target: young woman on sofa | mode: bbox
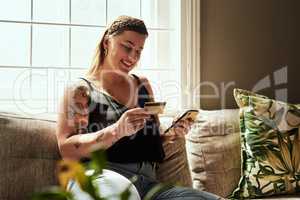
[56,15,222,200]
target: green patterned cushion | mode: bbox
[231,88,300,199]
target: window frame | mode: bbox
[180,0,201,109]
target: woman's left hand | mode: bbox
[162,118,194,142]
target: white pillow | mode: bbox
[68,169,141,200]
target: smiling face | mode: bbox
[102,30,147,73]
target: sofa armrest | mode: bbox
[0,112,60,200]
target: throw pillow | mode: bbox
[156,115,192,187]
[156,136,192,187]
[185,109,241,197]
[231,88,300,199]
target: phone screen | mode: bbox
[164,110,198,134]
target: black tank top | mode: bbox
[79,75,165,163]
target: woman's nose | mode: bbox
[128,52,138,63]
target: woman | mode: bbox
[56,15,222,200]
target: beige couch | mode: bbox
[0,110,299,200]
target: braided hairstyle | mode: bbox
[87,16,148,76]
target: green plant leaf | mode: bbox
[120,188,131,200]
[81,175,102,200]
[31,186,73,200]
[118,175,139,200]
[88,149,107,176]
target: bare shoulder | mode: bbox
[138,75,149,83]
[67,79,90,96]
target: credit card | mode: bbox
[144,102,166,114]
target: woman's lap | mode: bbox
[68,162,223,200]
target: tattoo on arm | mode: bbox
[74,142,81,149]
[67,83,90,133]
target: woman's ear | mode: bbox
[103,36,109,49]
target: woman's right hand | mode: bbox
[115,107,151,138]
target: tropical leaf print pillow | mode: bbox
[231,88,300,199]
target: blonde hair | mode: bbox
[86,16,148,78]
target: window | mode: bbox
[0,0,181,115]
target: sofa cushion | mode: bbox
[156,115,192,187]
[185,109,242,197]
[156,136,192,187]
[0,112,60,200]
[231,88,300,199]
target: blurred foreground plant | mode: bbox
[31,150,169,200]
[31,150,131,200]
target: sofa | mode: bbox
[0,109,299,200]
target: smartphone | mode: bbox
[143,102,166,114]
[164,109,199,134]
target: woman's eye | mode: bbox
[122,45,132,52]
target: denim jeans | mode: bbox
[106,162,222,200]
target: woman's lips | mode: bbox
[121,60,132,68]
